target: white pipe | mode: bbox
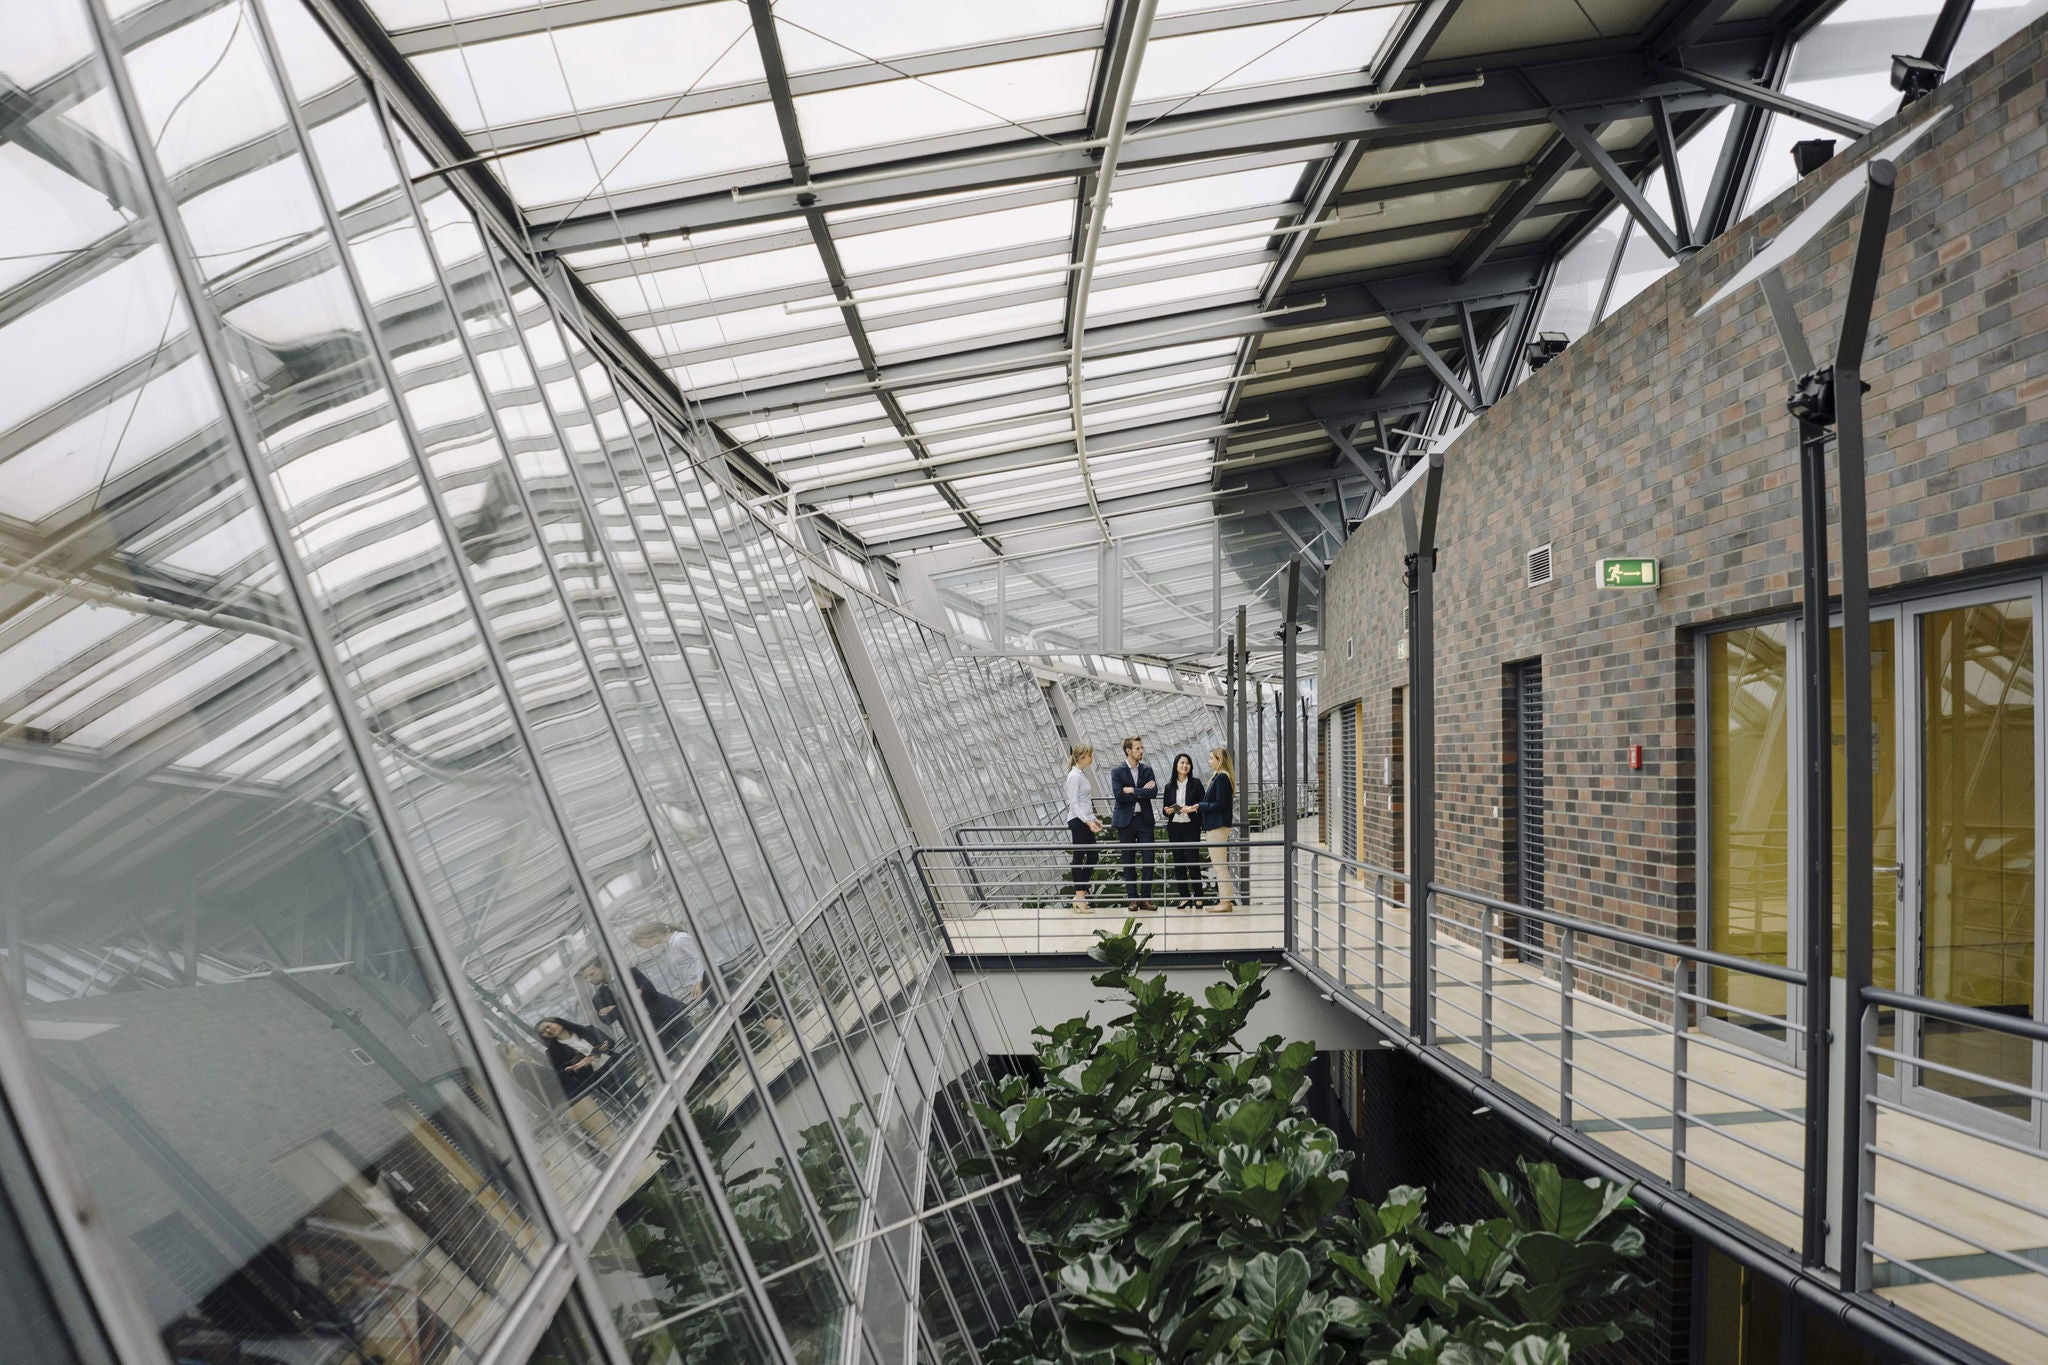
[1069,0,1161,537]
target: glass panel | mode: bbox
[771,0,1108,72]
[140,0,672,1213]
[0,10,550,1363]
[524,1298,609,1365]
[1532,204,1623,340]
[688,1028,851,1365]
[1132,10,1406,104]
[1706,624,1793,1034]
[0,1107,84,1365]
[586,1126,778,1365]
[1918,598,2036,1116]
[1831,621,1900,1073]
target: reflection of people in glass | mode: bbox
[630,922,708,1003]
[537,1017,623,1157]
[582,960,683,1044]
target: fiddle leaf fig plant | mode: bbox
[969,924,1649,1364]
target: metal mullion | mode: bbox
[716,980,901,1365]
[921,999,1042,1305]
[246,13,703,1288]
[601,425,841,937]
[764,950,969,1365]
[371,94,751,1060]
[75,10,601,1365]
[878,962,1006,1349]
[650,433,853,898]
[477,246,809,947]
[834,898,1015,1337]
[550,310,856,899]
[754,536,900,860]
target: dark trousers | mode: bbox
[1117,818,1155,901]
[1165,821,1202,903]
[1068,818,1099,893]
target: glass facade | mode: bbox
[0,2,1039,1361]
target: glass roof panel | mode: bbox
[834,200,1075,274]
[771,0,1109,72]
[894,366,1071,411]
[127,8,288,177]
[794,51,1096,157]
[921,415,1074,455]
[850,254,1071,319]
[1101,163,1309,231]
[1085,262,1268,318]
[1096,216,1286,269]
[588,243,831,313]
[408,6,762,131]
[1081,338,1238,379]
[863,299,1066,359]
[495,103,787,209]
[673,335,860,390]
[726,398,892,443]
[1132,9,1407,104]
[911,392,1068,434]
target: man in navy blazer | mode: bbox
[1109,735,1158,911]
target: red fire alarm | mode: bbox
[1629,744,1643,771]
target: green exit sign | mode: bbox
[1598,557,1659,588]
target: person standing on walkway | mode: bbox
[1200,746,1238,912]
[1109,735,1158,911]
[1064,744,1104,913]
[1162,752,1206,909]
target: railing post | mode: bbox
[1671,959,1690,1190]
[1335,861,1348,988]
[1373,876,1387,1014]
[1558,927,1576,1127]
[1480,905,1495,1079]
[1281,562,1300,953]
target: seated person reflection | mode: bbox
[582,960,684,1045]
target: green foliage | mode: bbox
[969,924,1650,1364]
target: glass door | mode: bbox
[1705,623,1797,1054]
[1903,590,2041,1137]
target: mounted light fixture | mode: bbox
[1792,138,1838,177]
[1524,331,1569,370]
[1890,53,1944,104]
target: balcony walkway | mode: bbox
[920,833,2048,1364]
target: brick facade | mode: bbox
[1317,16,2048,989]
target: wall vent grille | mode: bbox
[1526,544,1553,588]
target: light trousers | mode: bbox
[1202,825,1237,903]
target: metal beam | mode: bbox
[1322,420,1389,494]
[1651,96,1697,249]
[1366,289,1483,413]
[534,46,1769,250]
[1655,63,1875,142]
[1547,113,1685,258]
[1452,137,1578,280]
[1643,0,1743,58]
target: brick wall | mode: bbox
[1317,16,2048,989]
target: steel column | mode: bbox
[1403,452,1445,1040]
[1834,159,1897,1292]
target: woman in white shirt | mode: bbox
[1162,753,1207,909]
[1064,745,1104,913]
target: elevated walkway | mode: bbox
[919,830,2048,1365]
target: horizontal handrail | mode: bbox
[1430,882,1807,985]
[1861,986,2048,1046]
[1298,844,1408,883]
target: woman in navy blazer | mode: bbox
[1162,753,1206,909]
[1200,747,1238,912]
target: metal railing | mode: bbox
[912,830,1287,955]
[918,820,2048,1363]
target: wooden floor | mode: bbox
[944,846,2048,1361]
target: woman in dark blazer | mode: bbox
[537,1016,616,1103]
[1161,753,1206,909]
[1200,747,1238,912]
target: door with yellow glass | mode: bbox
[1902,588,2042,1138]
